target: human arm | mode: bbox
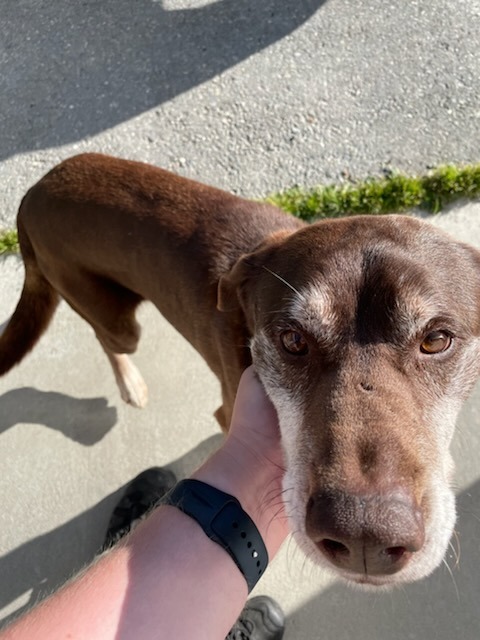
[1,367,288,640]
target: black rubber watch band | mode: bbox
[162,479,268,592]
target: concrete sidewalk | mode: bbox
[0,203,479,639]
[1,0,480,636]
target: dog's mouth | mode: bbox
[287,478,457,588]
[300,528,423,588]
[340,572,402,589]
[304,487,426,580]
[275,453,457,588]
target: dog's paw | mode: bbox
[108,353,148,408]
[120,376,149,408]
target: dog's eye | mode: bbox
[420,331,452,354]
[280,330,308,355]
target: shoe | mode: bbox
[226,595,285,640]
[102,467,177,550]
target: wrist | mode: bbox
[192,439,288,559]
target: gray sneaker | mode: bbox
[226,596,285,640]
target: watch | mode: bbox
[163,479,268,592]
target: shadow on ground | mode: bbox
[0,434,222,628]
[1,0,325,160]
[0,387,117,445]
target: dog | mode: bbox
[1,153,480,589]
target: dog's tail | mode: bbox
[0,216,59,376]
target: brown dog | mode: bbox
[2,153,480,588]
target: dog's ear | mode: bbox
[217,252,260,313]
[217,230,293,313]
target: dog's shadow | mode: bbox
[286,479,480,639]
[0,387,117,445]
[0,434,223,628]
[2,0,326,160]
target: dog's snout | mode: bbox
[306,489,425,576]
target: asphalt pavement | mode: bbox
[1,1,480,638]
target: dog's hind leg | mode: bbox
[54,271,148,407]
[103,350,148,408]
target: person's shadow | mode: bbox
[2,0,326,161]
[0,434,223,629]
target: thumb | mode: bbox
[228,366,282,453]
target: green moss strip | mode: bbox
[267,164,480,221]
[0,230,19,255]
[1,163,480,255]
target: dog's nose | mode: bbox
[306,489,425,576]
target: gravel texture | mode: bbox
[1,0,479,228]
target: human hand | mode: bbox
[226,366,286,476]
[194,366,289,557]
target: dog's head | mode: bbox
[218,214,480,588]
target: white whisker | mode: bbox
[448,531,461,568]
[442,557,460,602]
[261,265,305,301]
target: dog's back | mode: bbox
[0,153,303,417]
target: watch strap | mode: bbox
[162,479,268,592]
